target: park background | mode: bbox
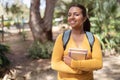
[0,0,120,80]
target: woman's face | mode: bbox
[67,6,85,29]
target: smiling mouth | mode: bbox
[69,21,76,24]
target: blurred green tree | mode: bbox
[9,4,23,23]
[90,0,120,52]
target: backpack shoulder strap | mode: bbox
[85,31,95,52]
[62,30,71,50]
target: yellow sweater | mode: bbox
[51,33,103,80]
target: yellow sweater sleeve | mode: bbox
[71,36,103,71]
[51,34,80,74]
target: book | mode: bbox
[69,48,88,60]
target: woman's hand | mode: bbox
[63,55,72,66]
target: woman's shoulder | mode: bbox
[85,32,99,40]
[85,32,100,43]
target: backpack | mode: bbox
[62,30,95,52]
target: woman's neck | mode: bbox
[71,27,85,48]
[72,28,84,35]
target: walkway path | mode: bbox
[36,56,120,80]
[94,56,120,80]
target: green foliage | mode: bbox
[90,0,120,53]
[0,44,10,54]
[4,21,11,28]
[28,41,54,59]
[9,4,23,15]
[0,44,10,69]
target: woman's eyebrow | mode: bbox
[68,11,79,13]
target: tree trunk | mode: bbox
[1,15,4,42]
[29,0,57,43]
[44,0,58,41]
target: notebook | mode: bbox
[69,48,88,60]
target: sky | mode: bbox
[22,0,30,8]
[0,0,46,8]
[22,0,46,9]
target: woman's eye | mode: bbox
[75,14,79,16]
[67,13,80,17]
[68,14,71,17]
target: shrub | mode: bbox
[4,21,11,28]
[0,44,10,73]
[0,44,10,54]
[28,41,54,59]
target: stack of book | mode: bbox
[69,48,88,60]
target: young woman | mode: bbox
[51,3,103,80]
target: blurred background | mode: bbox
[0,0,120,80]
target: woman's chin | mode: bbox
[70,25,76,28]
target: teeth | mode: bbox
[70,21,75,24]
